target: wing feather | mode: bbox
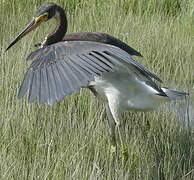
[46,66,58,104]
[40,67,49,104]
[28,71,38,103]
[67,57,93,82]
[18,68,33,99]
[51,64,65,101]
[67,55,92,76]
[77,55,102,75]
[83,54,111,72]
[55,62,72,94]
[18,41,162,104]
[51,64,65,96]
[108,49,162,82]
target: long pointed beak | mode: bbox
[5,19,41,52]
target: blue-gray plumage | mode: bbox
[6,2,187,146]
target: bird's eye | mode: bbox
[43,14,48,18]
[39,13,49,22]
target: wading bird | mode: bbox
[6,2,187,146]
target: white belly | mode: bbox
[91,66,168,112]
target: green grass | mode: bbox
[0,0,194,179]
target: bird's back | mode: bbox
[63,32,143,57]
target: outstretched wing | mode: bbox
[18,41,162,104]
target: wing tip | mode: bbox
[161,87,189,99]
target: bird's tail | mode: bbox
[161,87,188,100]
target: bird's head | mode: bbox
[5,2,61,51]
[35,2,58,22]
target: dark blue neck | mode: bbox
[45,7,67,46]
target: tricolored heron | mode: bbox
[6,2,187,146]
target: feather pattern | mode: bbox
[19,41,162,104]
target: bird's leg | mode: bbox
[108,113,128,164]
[105,104,117,151]
[115,121,128,164]
[105,100,128,164]
[106,102,124,146]
[105,103,126,149]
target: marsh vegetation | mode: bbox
[0,0,194,179]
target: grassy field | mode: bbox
[0,0,194,179]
